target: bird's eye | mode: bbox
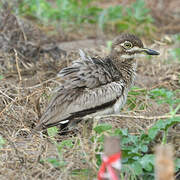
[124,41,133,49]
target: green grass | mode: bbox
[126,87,148,110]
[14,0,155,36]
[148,88,180,115]
[17,0,101,27]
[98,0,156,36]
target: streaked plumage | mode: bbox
[35,34,159,130]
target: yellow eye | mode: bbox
[124,41,133,49]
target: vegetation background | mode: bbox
[0,0,179,179]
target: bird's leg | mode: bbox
[81,117,94,137]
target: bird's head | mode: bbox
[110,34,159,60]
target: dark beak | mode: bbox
[143,48,160,55]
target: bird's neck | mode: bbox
[111,56,137,87]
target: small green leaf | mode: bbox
[141,145,148,153]
[0,136,5,147]
[148,117,180,140]
[47,126,58,137]
[0,75,3,80]
[114,128,128,136]
[46,158,66,167]
[71,168,92,176]
[131,161,143,175]
[57,139,74,151]
[93,124,112,134]
[139,154,154,172]
[148,126,160,140]
[97,134,105,143]
[106,41,112,51]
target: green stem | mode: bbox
[162,129,168,145]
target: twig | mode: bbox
[16,16,27,42]
[14,48,22,81]
[14,48,23,100]
[0,89,15,102]
[95,114,180,120]
[0,89,44,117]
[11,76,60,90]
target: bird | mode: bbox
[35,33,159,131]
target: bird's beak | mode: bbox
[142,48,160,55]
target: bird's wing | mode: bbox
[58,53,113,89]
[36,54,125,129]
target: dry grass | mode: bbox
[0,4,180,180]
[0,40,179,179]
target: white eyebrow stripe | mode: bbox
[134,54,146,58]
[121,53,145,59]
[126,46,142,52]
[121,54,135,59]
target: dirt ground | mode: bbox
[0,1,180,180]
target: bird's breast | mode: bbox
[113,88,129,113]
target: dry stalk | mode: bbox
[14,48,22,82]
[96,114,180,120]
[0,89,44,117]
